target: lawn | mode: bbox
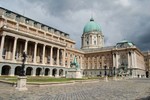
[0,76,89,83]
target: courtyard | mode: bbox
[0,78,149,100]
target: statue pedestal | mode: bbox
[16,76,28,91]
[66,70,82,78]
[75,70,82,78]
[113,76,117,81]
[105,76,108,82]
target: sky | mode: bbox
[0,0,150,51]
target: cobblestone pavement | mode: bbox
[0,78,150,100]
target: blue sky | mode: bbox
[0,0,150,51]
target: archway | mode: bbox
[26,67,33,75]
[1,65,11,75]
[59,69,63,76]
[36,68,42,76]
[15,66,21,75]
[45,68,50,76]
[52,69,57,76]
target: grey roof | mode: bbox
[81,46,115,53]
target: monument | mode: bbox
[66,57,82,78]
[16,51,28,91]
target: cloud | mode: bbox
[0,0,150,51]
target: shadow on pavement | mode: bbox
[137,96,150,100]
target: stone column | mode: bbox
[116,52,119,68]
[33,42,37,63]
[127,52,130,68]
[113,53,116,67]
[133,51,137,68]
[88,57,90,69]
[10,68,15,76]
[7,41,12,59]
[57,48,59,66]
[24,40,28,53]
[80,56,83,69]
[50,46,53,66]
[63,49,66,67]
[67,53,70,68]
[42,45,46,64]
[95,56,98,69]
[12,37,18,61]
[92,57,94,69]
[0,34,6,60]
[24,40,28,63]
[131,51,135,68]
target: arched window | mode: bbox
[87,41,89,45]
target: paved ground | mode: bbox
[0,78,150,100]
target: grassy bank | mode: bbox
[0,76,93,83]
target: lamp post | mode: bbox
[104,65,108,82]
[113,67,116,76]
[113,67,117,80]
[104,65,107,76]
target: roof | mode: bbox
[116,40,134,47]
[83,17,101,33]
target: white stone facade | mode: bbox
[0,7,146,78]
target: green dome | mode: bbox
[83,18,101,33]
[117,40,134,46]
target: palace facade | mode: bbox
[0,7,146,78]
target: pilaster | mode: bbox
[32,68,36,76]
[49,69,52,77]
[63,49,66,67]
[131,51,135,68]
[10,68,15,76]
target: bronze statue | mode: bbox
[20,51,27,76]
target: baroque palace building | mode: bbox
[0,7,146,77]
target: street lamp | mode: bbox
[113,67,116,76]
[104,65,107,76]
[104,65,108,82]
